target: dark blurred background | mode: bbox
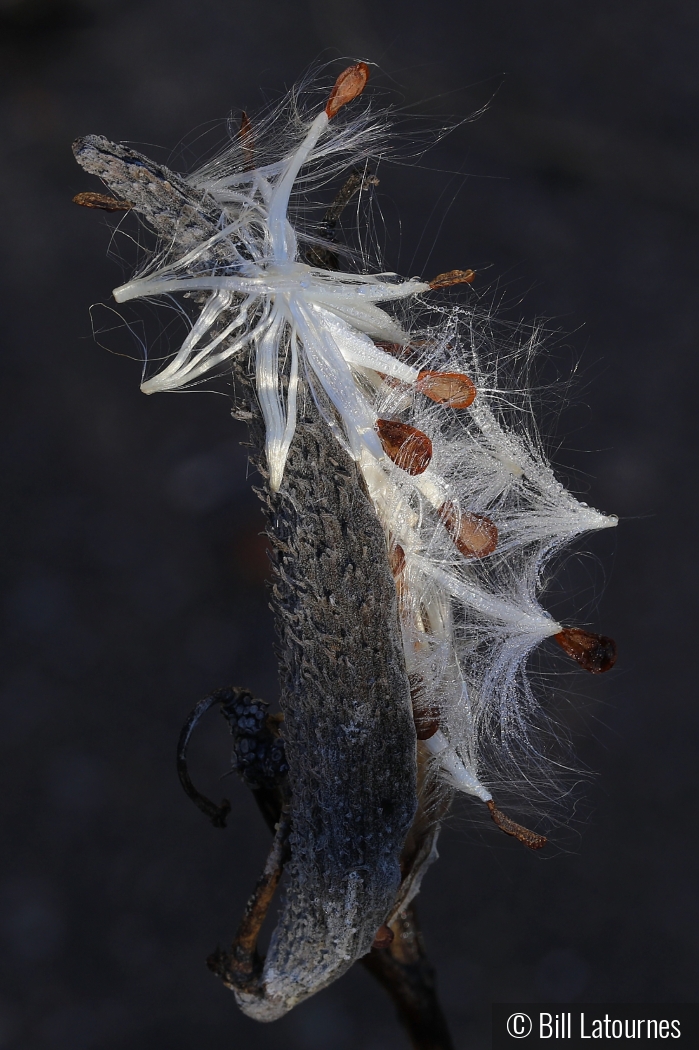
[1,1,697,1047]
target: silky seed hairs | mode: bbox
[73,62,617,1021]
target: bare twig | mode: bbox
[208,812,291,994]
[362,905,455,1050]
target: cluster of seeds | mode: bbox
[87,62,616,836]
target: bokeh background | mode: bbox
[1,1,697,1047]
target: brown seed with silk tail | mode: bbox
[417,370,477,409]
[438,501,498,559]
[554,627,617,673]
[239,111,255,170]
[376,419,432,475]
[486,800,547,851]
[325,62,371,118]
[388,543,406,579]
[409,674,441,741]
[428,269,475,289]
[413,712,440,741]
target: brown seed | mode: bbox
[388,543,406,578]
[438,501,498,558]
[375,373,406,392]
[325,62,371,118]
[372,924,394,949]
[239,111,255,170]
[376,419,432,475]
[413,706,441,740]
[428,268,475,290]
[554,627,617,674]
[73,191,133,211]
[417,370,477,409]
[486,800,547,851]
[409,673,425,705]
[374,340,414,360]
[409,675,440,740]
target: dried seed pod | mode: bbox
[372,924,394,949]
[416,370,477,409]
[376,419,432,475]
[326,62,371,118]
[554,627,617,673]
[75,64,620,1025]
[428,269,475,289]
[438,501,498,558]
[486,800,547,851]
[73,191,133,211]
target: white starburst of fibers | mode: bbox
[111,62,617,821]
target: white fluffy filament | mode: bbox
[113,68,617,813]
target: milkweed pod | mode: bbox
[554,627,617,673]
[438,501,498,558]
[416,370,477,409]
[376,419,433,475]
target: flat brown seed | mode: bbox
[428,268,475,290]
[372,924,394,949]
[376,419,432,475]
[417,370,477,409]
[374,340,413,360]
[486,800,547,851]
[413,707,441,740]
[409,673,425,705]
[408,676,440,739]
[554,627,617,673]
[439,502,498,558]
[239,111,255,170]
[73,191,133,211]
[388,543,406,578]
[325,62,370,118]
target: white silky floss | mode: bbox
[112,68,617,813]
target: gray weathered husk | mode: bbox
[73,135,419,1018]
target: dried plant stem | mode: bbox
[207,813,291,994]
[362,905,455,1050]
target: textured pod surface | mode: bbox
[73,136,418,1019]
[256,407,417,1019]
